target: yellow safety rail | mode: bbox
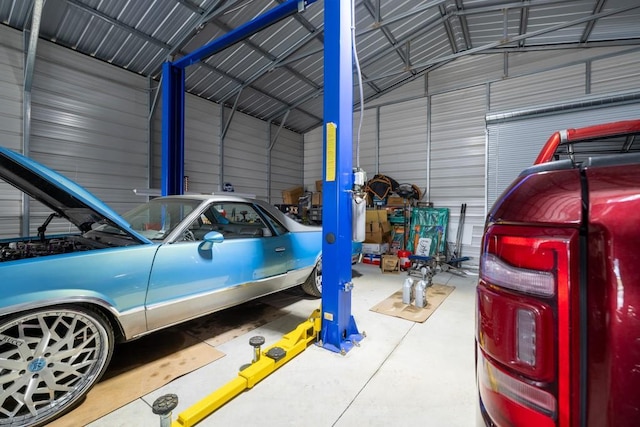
[171,309,322,427]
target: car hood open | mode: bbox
[0,147,150,242]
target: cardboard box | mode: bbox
[315,180,323,192]
[312,192,322,206]
[365,222,390,243]
[366,209,388,223]
[387,196,404,206]
[282,186,304,204]
[364,209,391,243]
[362,242,389,255]
[381,254,400,273]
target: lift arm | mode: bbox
[170,309,322,427]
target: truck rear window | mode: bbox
[553,131,640,165]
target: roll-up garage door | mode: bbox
[487,94,640,209]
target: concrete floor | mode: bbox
[88,263,478,427]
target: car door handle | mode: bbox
[275,247,286,252]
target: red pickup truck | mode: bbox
[476,119,640,426]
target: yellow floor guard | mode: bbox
[172,308,322,427]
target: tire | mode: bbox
[0,305,114,426]
[301,258,322,297]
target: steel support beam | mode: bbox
[161,62,185,196]
[21,0,43,236]
[320,0,362,354]
[173,0,317,70]
[161,0,318,195]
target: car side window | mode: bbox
[184,203,270,240]
[257,208,288,236]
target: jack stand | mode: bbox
[408,255,436,288]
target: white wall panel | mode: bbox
[270,124,303,204]
[591,51,640,94]
[428,55,503,94]
[0,25,23,237]
[489,64,586,111]
[28,37,148,234]
[365,78,425,108]
[379,98,428,190]
[507,46,632,77]
[222,111,269,200]
[151,94,222,194]
[430,86,486,267]
[353,107,378,180]
[183,96,220,194]
[303,126,323,192]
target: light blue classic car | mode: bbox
[0,146,360,426]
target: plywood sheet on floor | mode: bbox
[183,301,291,346]
[52,300,291,426]
[51,329,223,427]
[370,283,455,323]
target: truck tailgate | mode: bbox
[585,160,640,425]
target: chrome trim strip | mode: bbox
[0,297,146,341]
[144,267,313,334]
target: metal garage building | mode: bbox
[0,3,639,425]
[1,0,639,267]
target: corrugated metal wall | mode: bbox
[303,46,640,270]
[430,86,486,265]
[0,25,23,237]
[221,111,269,199]
[590,50,640,94]
[489,65,587,111]
[379,98,428,190]
[352,107,378,178]
[151,94,221,195]
[152,101,299,201]
[1,23,302,238]
[303,125,323,191]
[269,123,303,204]
[28,34,149,234]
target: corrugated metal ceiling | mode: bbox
[1,0,639,133]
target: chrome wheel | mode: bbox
[301,258,322,297]
[0,306,113,426]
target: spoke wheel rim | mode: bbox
[315,258,322,293]
[0,309,110,426]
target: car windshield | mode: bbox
[121,198,202,240]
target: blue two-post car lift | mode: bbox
[157,1,363,424]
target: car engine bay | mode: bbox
[0,235,106,262]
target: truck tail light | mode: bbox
[516,308,536,366]
[477,225,577,427]
[481,253,554,297]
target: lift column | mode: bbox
[161,61,185,196]
[160,0,318,196]
[321,0,362,353]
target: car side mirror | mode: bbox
[200,231,224,251]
